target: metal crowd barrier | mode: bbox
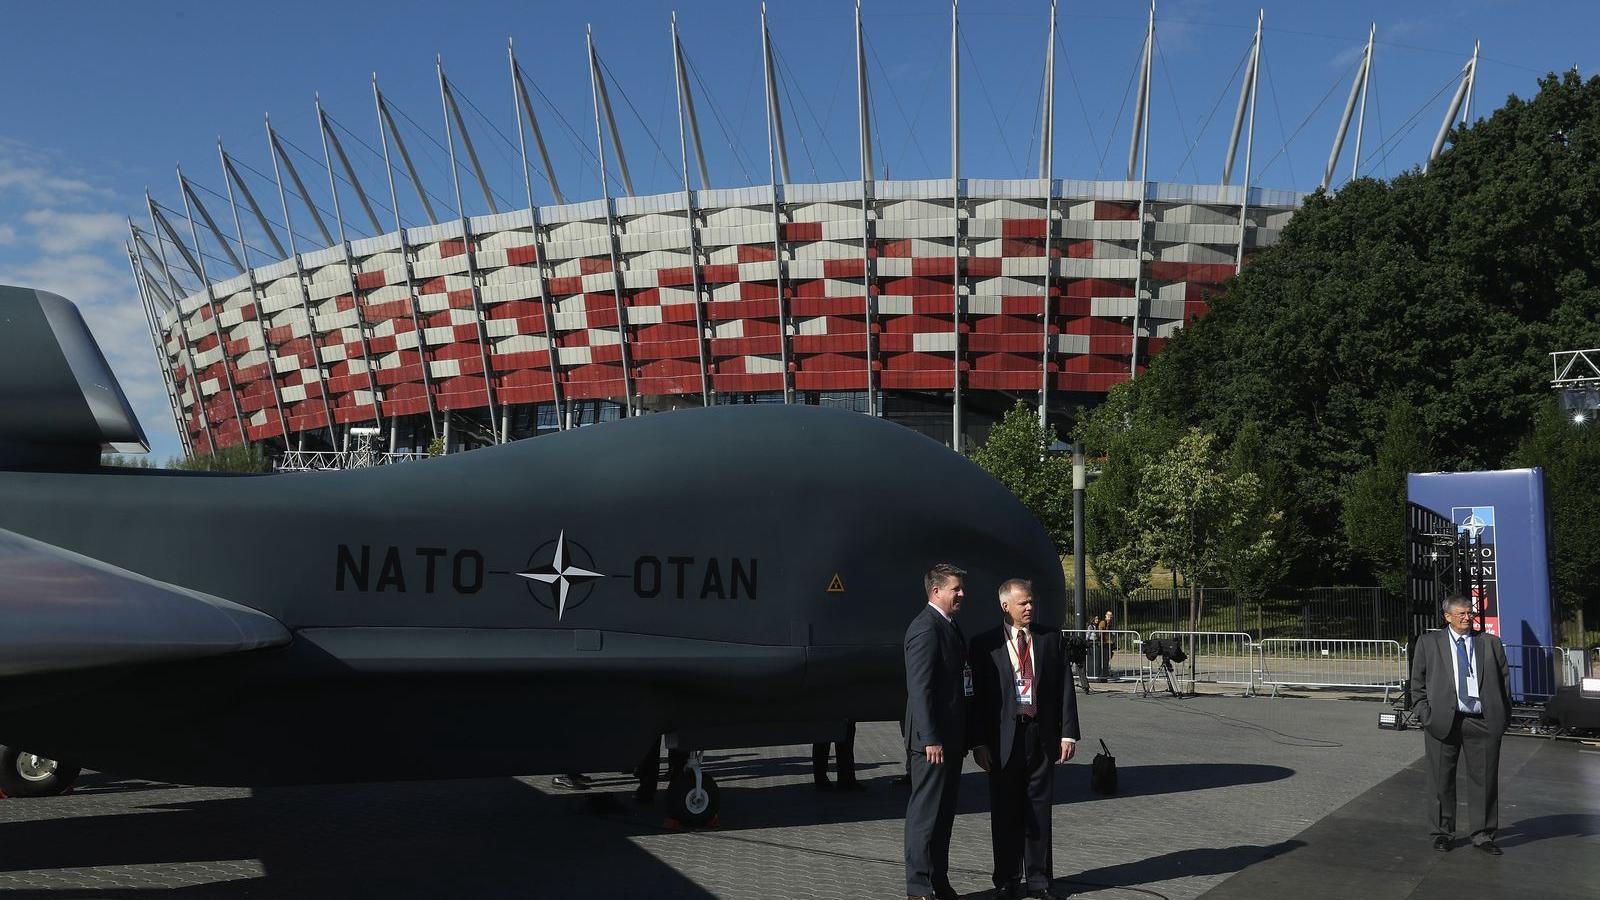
[1062,629,1143,683]
[1503,644,1573,702]
[1142,631,1256,696]
[1255,638,1407,701]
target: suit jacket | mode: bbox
[903,604,968,753]
[1410,628,1511,740]
[969,624,1081,767]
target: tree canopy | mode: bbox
[1077,71,1600,619]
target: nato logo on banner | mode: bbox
[1452,505,1499,633]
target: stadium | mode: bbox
[124,6,1477,462]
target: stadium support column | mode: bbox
[1323,23,1372,191]
[172,171,250,447]
[1426,45,1477,173]
[316,96,386,435]
[143,200,217,454]
[508,46,570,428]
[126,238,193,459]
[266,114,340,446]
[437,59,504,439]
[673,16,715,407]
[1352,24,1374,182]
[950,0,963,452]
[376,89,438,224]
[1462,40,1479,124]
[1038,0,1057,430]
[759,5,793,404]
[1234,10,1261,274]
[855,0,878,417]
[587,29,637,417]
[131,227,200,458]
[376,78,444,441]
[1127,2,1154,378]
[218,141,292,447]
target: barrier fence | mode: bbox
[1141,631,1257,696]
[1503,644,1577,702]
[1255,638,1407,702]
[1062,629,1143,682]
[1088,586,1412,642]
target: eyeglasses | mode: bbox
[1445,610,1475,618]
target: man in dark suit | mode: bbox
[1410,594,1512,855]
[970,578,1080,899]
[903,562,971,900]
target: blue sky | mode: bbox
[1,0,1594,461]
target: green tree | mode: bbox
[1220,420,1292,608]
[1341,397,1431,593]
[1077,379,1179,610]
[970,401,1073,551]
[175,443,272,473]
[426,436,446,457]
[1137,430,1276,631]
[1513,398,1600,627]
[1078,71,1600,586]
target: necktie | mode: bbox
[1455,635,1479,714]
[1017,631,1035,717]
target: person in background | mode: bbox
[1098,610,1118,681]
[1411,595,1511,855]
[813,721,864,791]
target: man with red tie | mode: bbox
[970,578,1080,900]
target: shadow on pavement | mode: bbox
[0,777,714,899]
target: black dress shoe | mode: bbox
[932,889,961,900]
[836,779,867,792]
[813,778,835,791]
[1474,840,1503,856]
[1432,835,1452,852]
[1025,888,1064,900]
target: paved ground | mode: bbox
[0,690,1445,899]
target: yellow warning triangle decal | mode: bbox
[826,573,845,593]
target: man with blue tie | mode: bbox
[1409,595,1512,855]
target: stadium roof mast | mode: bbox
[1426,40,1479,172]
[761,4,791,186]
[509,47,566,206]
[507,42,570,429]
[370,76,441,440]
[316,102,383,236]
[264,114,340,446]
[1323,23,1375,191]
[757,4,795,405]
[1232,10,1262,274]
[436,58,504,438]
[177,174,244,275]
[216,138,293,449]
[671,13,715,407]
[142,196,218,453]
[174,165,250,448]
[586,28,637,416]
[219,149,288,259]
[1038,0,1057,431]
[855,0,878,417]
[314,93,387,436]
[373,81,438,224]
[124,235,193,458]
[1127,1,1154,378]
[267,123,334,247]
[950,0,963,452]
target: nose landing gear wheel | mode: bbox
[0,745,81,798]
[665,752,719,826]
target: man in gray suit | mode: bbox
[903,563,971,900]
[1409,595,1512,855]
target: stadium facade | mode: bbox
[125,6,1477,458]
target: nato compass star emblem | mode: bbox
[517,530,607,620]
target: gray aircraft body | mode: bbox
[0,285,1064,814]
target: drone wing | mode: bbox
[0,526,290,678]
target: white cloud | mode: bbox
[21,209,128,255]
[0,140,181,461]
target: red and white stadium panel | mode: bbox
[151,179,1298,451]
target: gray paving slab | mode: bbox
[1199,735,1600,900]
[0,692,1429,899]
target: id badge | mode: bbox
[1014,676,1034,706]
[963,663,974,698]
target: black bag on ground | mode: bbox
[1089,739,1117,795]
